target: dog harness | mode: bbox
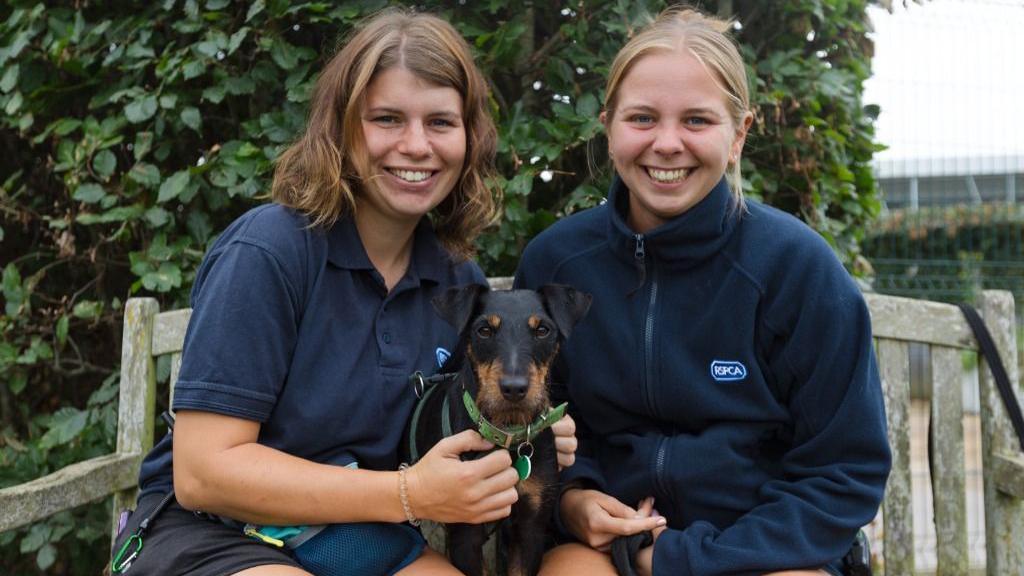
[406,371,567,481]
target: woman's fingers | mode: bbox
[551,414,578,470]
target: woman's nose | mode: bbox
[651,123,685,156]
[398,123,431,157]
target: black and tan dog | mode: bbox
[404,283,591,576]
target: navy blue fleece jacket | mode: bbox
[515,176,890,575]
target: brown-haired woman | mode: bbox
[115,9,576,576]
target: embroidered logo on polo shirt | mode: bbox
[436,347,451,368]
[711,360,747,381]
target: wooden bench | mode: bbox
[2,284,1023,575]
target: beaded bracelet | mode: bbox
[398,463,421,526]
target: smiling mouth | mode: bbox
[387,168,435,183]
[646,167,691,183]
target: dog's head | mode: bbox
[433,284,591,426]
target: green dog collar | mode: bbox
[461,389,567,449]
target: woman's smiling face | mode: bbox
[358,66,466,228]
[604,49,751,233]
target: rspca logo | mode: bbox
[436,347,451,368]
[710,360,747,382]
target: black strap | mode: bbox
[610,531,652,576]
[958,303,1024,452]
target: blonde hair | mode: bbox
[272,9,499,260]
[604,6,751,206]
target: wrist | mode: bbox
[397,464,421,526]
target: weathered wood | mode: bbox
[0,453,141,533]
[993,452,1024,499]
[488,276,513,290]
[152,308,191,355]
[930,346,968,576]
[111,298,159,541]
[877,338,914,576]
[976,291,1024,575]
[865,293,975,350]
[169,351,182,407]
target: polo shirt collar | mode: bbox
[326,215,448,284]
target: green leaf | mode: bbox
[206,0,230,10]
[124,95,158,123]
[72,300,103,320]
[134,131,154,161]
[246,0,265,22]
[270,38,299,69]
[5,91,23,115]
[128,162,161,187]
[228,27,249,55]
[159,94,178,109]
[144,206,171,227]
[8,371,27,395]
[202,85,226,104]
[36,544,57,571]
[182,59,207,80]
[224,76,255,95]
[92,149,117,178]
[72,183,106,203]
[20,524,50,553]
[142,262,183,292]
[56,315,69,347]
[52,118,82,136]
[180,106,201,131]
[157,170,190,203]
[40,407,89,449]
[0,64,18,93]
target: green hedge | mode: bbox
[0,1,882,572]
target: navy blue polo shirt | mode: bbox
[137,203,485,497]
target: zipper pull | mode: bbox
[634,234,645,261]
[245,526,285,547]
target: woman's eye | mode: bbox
[429,118,456,128]
[534,325,551,339]
[373,115,399,125]
[476,325,494,338]
[686,117,709,126]
[630,114,655,124]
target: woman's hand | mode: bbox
[560,488,666,551]
[551,414,578,470]
[633,498,668,576]
[406,429,520,524]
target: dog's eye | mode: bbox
[476,325,494,338]
[534,325,551,339]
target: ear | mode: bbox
[731,111,754,162]
[432,283,488,333]
[538,284,592,339]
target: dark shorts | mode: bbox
[111,492,303,576]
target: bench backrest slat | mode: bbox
[974,292,1024,574]
[876,338,915,575]
[928,345,968,575]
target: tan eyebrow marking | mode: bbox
[488,315,501,329]
[528,315,541,329]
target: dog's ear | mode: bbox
[538,284,592,338]
[432,283,489,333]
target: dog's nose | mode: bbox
[499,375,528,401]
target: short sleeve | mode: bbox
[172,240,301,422]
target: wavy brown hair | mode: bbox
[272,9,499,259]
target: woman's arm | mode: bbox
[173,410,520,526]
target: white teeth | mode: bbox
[390,169,432,182]
[647,168,689,183]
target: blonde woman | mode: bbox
[115,10,575,576]
[519,7,890,576]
